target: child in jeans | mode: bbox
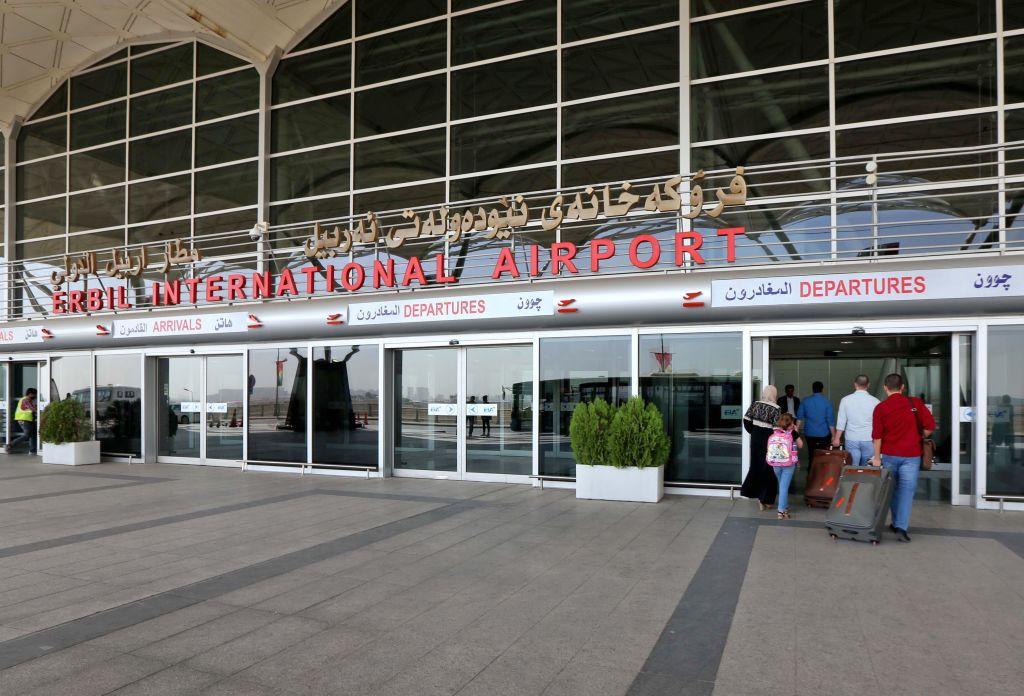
[765,412,803,519]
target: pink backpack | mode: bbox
[766,428,795,466]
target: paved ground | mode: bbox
[0,457,1020,696]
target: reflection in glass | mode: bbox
[834,41,996,125]
[71,63,126,109]
[197,43,246,77]
[561,150,678,187]
[356,0,443,35]
[539,336,631,477]
[313,345,379,467]
[273,46,351,104]
[194,162,258,213]
[466,346,533,476]
[692,133,830,198]
[356,22,446,87]
[196,115,258,167]
[129,175,191,223]
[451,110,556,175]
[640,333,742,484]
[206,355,243,460]
[158,357,201,458]
[17,118,66,161]
[563,28,678,100]
[394,349,457,472]
[563,89,678,159]
[452,0,555,64]
[248,347,308,463]
[959,334,973,496]
[70,101,126,149]
[130,44,193,93]
[272,95,350,152]
[130,131,192,179]
[691,66,828,142]
[33,83,67,120]
[70,144,125,191]
[450,52,556,120]
[834,0,995,56]
[691,1,827,79]
[96,354,141,456]
[69,188,125,232]
[356,75,445,137]
[17,158,66,200]
[50,355,93,423]
[129,85,192,136]
[295,4,352,51]
[354,128,445,189]
[987,326,1024,496]
[271,146,349,201]
[196,69,259,121]
[17,199,66,241]
[563,0,676,41]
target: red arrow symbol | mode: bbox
[557,298,578,314]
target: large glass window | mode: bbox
[355,75,445,137]
[450,52,556,120]
[563,88,679,159]
[248,347,308,463]
[563,0,677,41]
[986,326,1024,496]
[354,128,445,188]
[96,354,142,457]
[272,95,350,152]
[692,1,828,79]
[49,355,93,423]
[563,28,678,100]
[451,0,556,64]
[312,345,379,467]
[355,22,446,86]
[834,0,996,56]
[393,348,458,473]
[271,146,349,201]
[451,110,556,175]
[640,333,743,484]
[273,46,351,104]
[539,336,631,477]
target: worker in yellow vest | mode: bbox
[5,388,37,455]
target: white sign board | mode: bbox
[428,403,457,416]
[0,327,45,344]
[349,291,553,325]
[180,401,201,413]
[467,403,498,417]
[206,402,228,413]
[721,405,742,420]
[959,406,975,423]
[713,266,1021,308]
[113,312,249,339]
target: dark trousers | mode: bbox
[10,420,36,454]
[805,435,832,465]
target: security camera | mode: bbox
[852,326,866,336]
[250,221,268,242]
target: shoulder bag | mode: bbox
[905,397,935,470]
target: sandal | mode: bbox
[777,510,791,520]
[758,502,768,512]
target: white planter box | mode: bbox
[576,464,664,503]
[42,440,101,466]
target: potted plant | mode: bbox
[39,398,100,466]
[572,396,669,503]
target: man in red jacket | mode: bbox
[871,373,935,542]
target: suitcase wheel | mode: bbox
[829,533,838,542]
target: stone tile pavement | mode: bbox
[0,456,1019,695]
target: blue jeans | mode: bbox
[10,420,36,454]
[772,465,796,513]
[882,455,920,531]
[846,440,874,467]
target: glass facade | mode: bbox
[539,336,631,477]
[248,347,308,463]
[986,326,1024,496]
[95,354,141,456]
[640,333,743,484]
[312,345,379,467]
[49,355,92,422]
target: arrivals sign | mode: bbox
[348,291,554,325]
[0,326,45,344]
[713,267,1019,307]
[112,311,250,339]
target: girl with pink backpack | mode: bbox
[765,412,803,519]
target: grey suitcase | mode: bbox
[825,466,894,545]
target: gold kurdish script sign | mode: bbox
[303,168,748,257]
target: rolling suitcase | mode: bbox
[825,466,894,545]
[804,446,851,508]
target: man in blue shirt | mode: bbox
[796,381,836,460]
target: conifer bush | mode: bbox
[39,398,93,445]
[606,396,670,469]
[568,397,615,465]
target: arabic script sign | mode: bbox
[713,267,1019,307]
[0,327,46,344]
[112,311,250,339]
[348,291,554,326]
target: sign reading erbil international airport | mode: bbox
[46,170,750,316]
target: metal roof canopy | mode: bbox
[0,0,345,131]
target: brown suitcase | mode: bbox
[804,447,851,508]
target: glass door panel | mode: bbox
[465,345,533,477]
[206,355,243,461]
[8,363,37,451]
[158,357,202,458]
[394,348,458,473]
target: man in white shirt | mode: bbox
[832,374,880,467]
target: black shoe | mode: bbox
[896,528,911,542]
[889,523,898,534]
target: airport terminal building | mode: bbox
[0,0,1022,510]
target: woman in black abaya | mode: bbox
[740,385,782,510]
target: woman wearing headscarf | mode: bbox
[740,385,782,510]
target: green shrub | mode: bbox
[606,396,670,469]
[39,398,93,445]
[569,398,615,465]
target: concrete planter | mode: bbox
[575,464,664,503]
[42,440,101,466]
